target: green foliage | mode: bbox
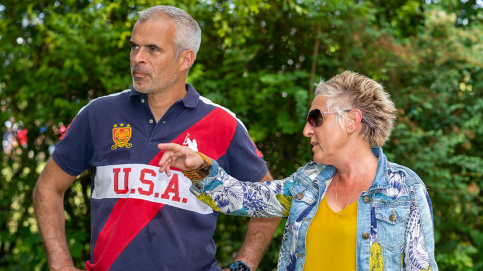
[1,0,482,270]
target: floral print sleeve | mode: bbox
[189,159,295,217]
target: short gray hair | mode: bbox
[137,5,201,59]
[314,71,396,146]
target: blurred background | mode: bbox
[1,0,482,270]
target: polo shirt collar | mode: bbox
[129,83,200,108]
[182,83,200,108]
[129,85,143,97]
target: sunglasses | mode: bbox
[306,109,363,127]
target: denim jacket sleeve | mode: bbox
[403,181,438,271]
[189,159,294,217]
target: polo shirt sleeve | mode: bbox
[52,106,93,177]
[223,121,268,183]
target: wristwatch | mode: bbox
[229,261,250,271]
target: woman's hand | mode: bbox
[157,143,204,176]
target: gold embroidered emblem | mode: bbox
[111,123,132,150]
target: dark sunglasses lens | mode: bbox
[307,110,323,127]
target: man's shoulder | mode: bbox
[197,95,247,131]
[77,89,132,115]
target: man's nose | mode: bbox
[132,48,147,64]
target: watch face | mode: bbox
[231,262,250,271]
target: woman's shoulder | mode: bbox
[386,160,424,186]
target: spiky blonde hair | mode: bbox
[314,71,396,146]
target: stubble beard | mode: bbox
[131,65,179,95]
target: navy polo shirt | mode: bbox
[53,84,268,271]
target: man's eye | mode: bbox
[150,47,158,52]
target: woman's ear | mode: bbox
[346,109,364,134]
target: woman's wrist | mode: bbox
[181,152,213,183]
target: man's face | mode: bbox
[129,18,181,94]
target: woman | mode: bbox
[158,71,438,271]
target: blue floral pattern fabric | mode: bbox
[369,170,432,271]
[190,147,438,271]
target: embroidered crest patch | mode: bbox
[111,123,132,149]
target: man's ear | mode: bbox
[346,109,364,133]
[179,49,196,71]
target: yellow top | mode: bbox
[304,191,358,270]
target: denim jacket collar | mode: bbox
[308,146,390,191]
[368,146,390,192]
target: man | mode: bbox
[33,5,280,271]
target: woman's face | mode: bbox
[303,95,347,165]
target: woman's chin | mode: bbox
[312,155,323,164]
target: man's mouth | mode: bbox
[133,71,149,78]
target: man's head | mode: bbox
[137,5,201,60]
[130,6,201,94]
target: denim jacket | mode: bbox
[191,147,438,271]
